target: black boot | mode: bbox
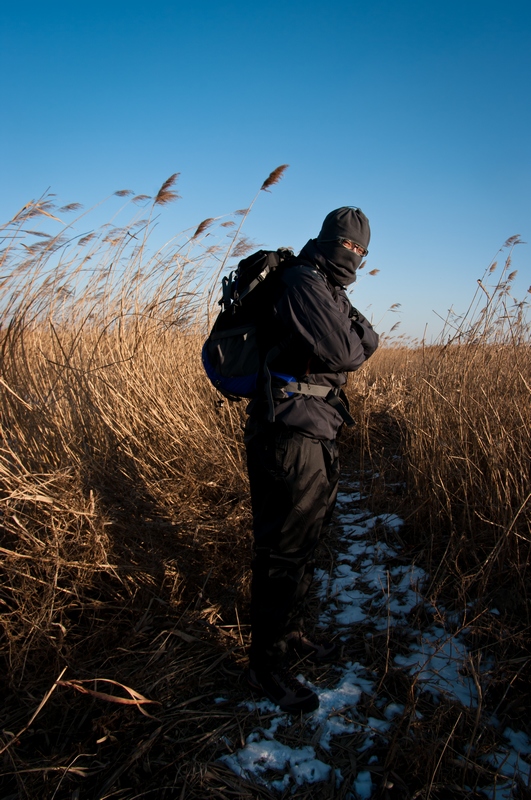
[285,631,338,662]
[247,664,319,714]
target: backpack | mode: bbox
[201,248,356,425]
[201,248,295,401]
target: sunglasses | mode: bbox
[337,238,369,257]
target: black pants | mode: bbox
[245,421,339,667]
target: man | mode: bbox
[244,206,379,713]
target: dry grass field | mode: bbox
[0,179,529,798]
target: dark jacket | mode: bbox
[247,241,378,439]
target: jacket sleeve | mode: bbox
[349,308,379,360]
[277,266,378,373]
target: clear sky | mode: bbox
[2,0,530,340]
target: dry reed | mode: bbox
[0,180,529,798]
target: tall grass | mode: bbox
[0,181,252,687]
[348,237,531,614]
[0,180,529,797]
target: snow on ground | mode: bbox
[219,480,530,798]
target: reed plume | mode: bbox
[261,164,289,191]
[154,173,181,206]
[192,218,215,238]
[58,203,84,213]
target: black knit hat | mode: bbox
[317,207,370,249]
[315,206,370,285]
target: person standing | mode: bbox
[244,206,379,713]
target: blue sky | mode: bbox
[2,0,530,339]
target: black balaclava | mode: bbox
[313,206,370,286]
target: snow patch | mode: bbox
[219,487,528,798]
